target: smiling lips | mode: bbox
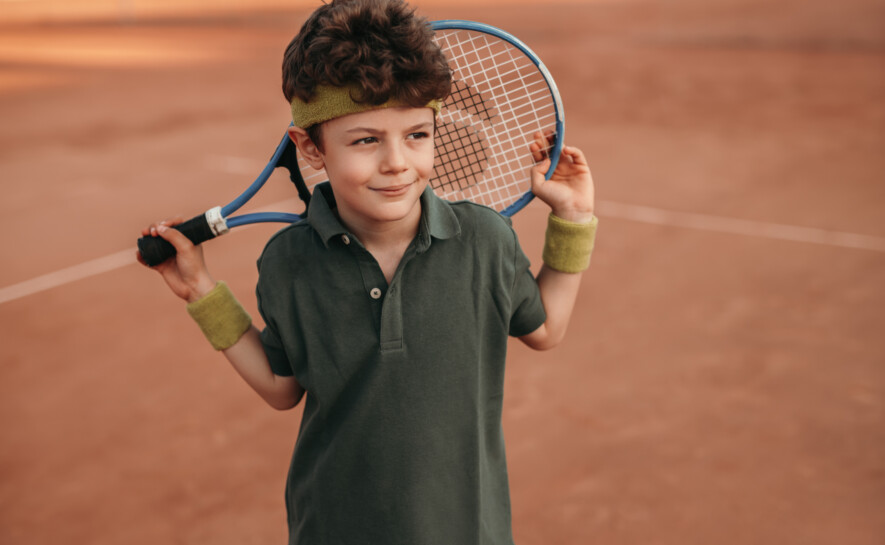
[371,180,416,196]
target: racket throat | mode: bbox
[205,206,230,236]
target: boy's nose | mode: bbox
[380,142,408,173]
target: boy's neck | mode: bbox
[336,201,423,283]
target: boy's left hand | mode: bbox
[529,131,595,223]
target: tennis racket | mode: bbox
[137,20,565,267]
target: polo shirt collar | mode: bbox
[418,184,461,242]
[307,183,347,246]
[307,182,461,248]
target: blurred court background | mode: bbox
[1,0,883,543]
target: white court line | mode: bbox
[596,200,885,252]
[0,249,137,305]
[1,200,884,306]
[0,198,302,306]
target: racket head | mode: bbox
[283,20,565,218]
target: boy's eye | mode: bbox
[408,131,431,140]
[352,136,378,145]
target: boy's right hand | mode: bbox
[136,219,216,303]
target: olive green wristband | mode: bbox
[542,214,599,273]
[185,281,252,351]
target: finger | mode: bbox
[529,132,547,162]
[143,216,183,237]
[142,222,165,237]
[529,133,543,159]
[156,223,195,253]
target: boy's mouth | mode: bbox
[371,180,417,196]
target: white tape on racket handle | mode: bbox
[205,206,230,237]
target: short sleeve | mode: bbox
[508,231,546,337]
[259,324,294,377]
[256,255,296,377]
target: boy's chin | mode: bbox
[371,196,423,221]
[368,185,425,219]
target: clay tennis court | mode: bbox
[1,0,883,543]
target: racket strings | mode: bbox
[432,29,558,211]
[430,78,497,195]
[432,120,490,194]
[448,79,497,123]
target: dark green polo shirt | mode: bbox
[256,182,545,545]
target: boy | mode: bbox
[138,0,596,543]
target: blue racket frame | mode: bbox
[223,131,302,227]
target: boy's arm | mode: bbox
[519,265,585,350]
[137,221,304,410]
[221,326,304,410]
[518,134,596,351]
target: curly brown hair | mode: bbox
[282,0,451,109]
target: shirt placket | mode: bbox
[342,233,408,353]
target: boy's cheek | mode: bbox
[419,146,436,174]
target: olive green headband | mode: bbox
[290,84,442,129]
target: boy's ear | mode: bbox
[287,126,324,170]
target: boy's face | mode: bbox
[316,106,436,232]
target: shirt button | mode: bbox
[341,234,351,245]
[370,287,382,299]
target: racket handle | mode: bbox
[137,207,227,267]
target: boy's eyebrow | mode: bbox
[344,122,434,134]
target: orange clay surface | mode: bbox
[1,0,883,543]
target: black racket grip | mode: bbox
[137,212,217,267]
